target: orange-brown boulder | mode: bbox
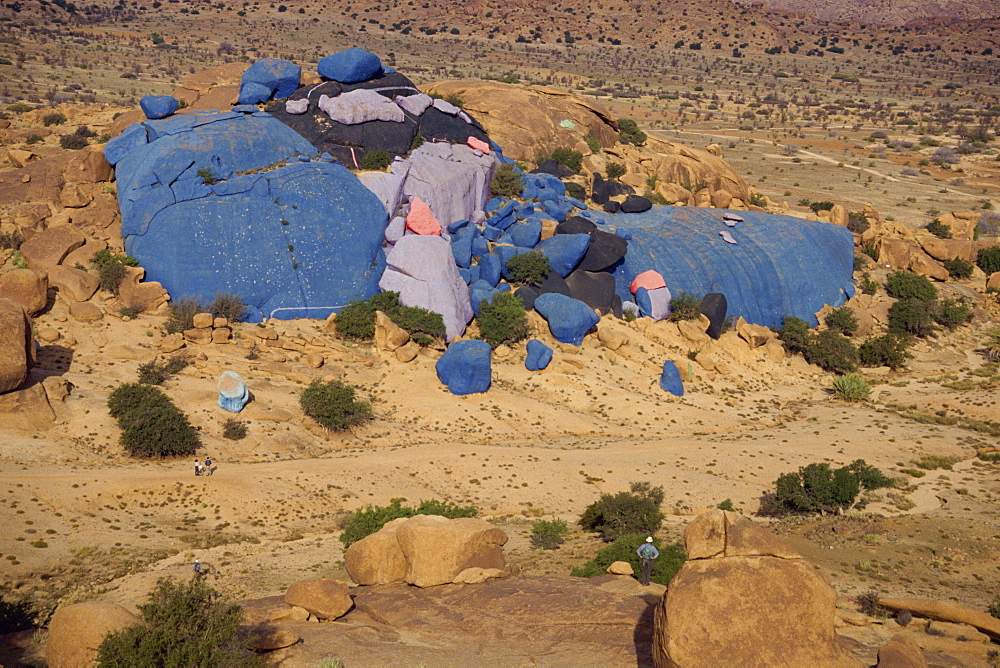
[283,578,352,620]
[344,517,409,585]
[877,597,1000,641]
[19,225,85,271]
[876,634,927,668]
[908,249,949,281]
[48,265,100,302]
[0,268,48,315]
[117,266,169,312]
[397,515,508,588]
[0,298,34,394]
[46,601,138,668]
[919,237,973,263]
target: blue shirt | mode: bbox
[636,543,659,559]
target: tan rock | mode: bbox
[908,250,949,281]
[878,238,916,271]
[283,578,353,620]
[9,202,51,231]
[62,238,107,269]
[876,633,927,668]
[397,515,508,588]
[270,605,310,622]
[453,567,507,584]
[7,148,36,168]
[37,326,61,343]
[192,312,214,329]
[597,324,630,351]
[0,298,33,394]
[344,517,410,586]
[160,333,185,353]
[306,352,325,368]
[246,626,300,651]
[59,182,93,208]
[395,341,420,362]
[256,326,279,340]
[211,327,231,343]
[213,316,228,328]
[19,225,85,271]
[374,310,410,351]
[829,204,849,227]
[711,189,733,209]
[46,601,139,668]
[184,328,213,344]
[69,301,103,322]
[763,339,786,363]
[43,376,72,402]
[919,237,973,263]
[937,211,978,241]
[677,318,710,345]
[117,266,169,312]
[48,265,100,302]
[735,317,773,348]
[0,268,48,315]
[877,597,1000,641]
[987,272,1000,292]
[606,561,634,575]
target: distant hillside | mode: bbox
[734,0,1000,25]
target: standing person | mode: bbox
[194,460,202,476]
[193,558,201,575]
[636,536,659,586]
[204,456,213,476]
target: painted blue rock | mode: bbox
[241,57,301,101]
[525,339,553,371]
[478,253,502,287]
[237,81,273,106]
[318,47,383,83]
[659,361,684,396]
[533,292,600,346]
[218,371,249,412]
[536,233,591,277]
[436,339,492,395]
[139,95,179,120]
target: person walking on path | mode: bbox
[203,457,213,476]
[194,460,203,476]
[636,536,659,586]
[193,559,202,575]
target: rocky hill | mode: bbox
[734,0,1000,24]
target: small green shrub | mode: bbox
[42,112,67,126]
[806,329,858,374]
[444,93,464,109]
[862,243,879,261]
[778,315,812,355]
[208,293,246,323]
[391,303,446,339]
[886,271,937,301]
[359,149,390,171]
[668,292,701,321]
[0,586,37,635]
[832,373,871,402]
[299,379,372,431]
[847,211,869,234]
[549,147,583,173]
[570,535,685,586]
[764,460,892,515]
[748,192,767,207]
[580,482,664,542]
[617,118,647,146]
[25,133,42,145]
[120,305,140,318]
[934,298,973,329]
[585,136,601,152]
[530,519,570,550]
[976,245,1000,274]
[137,356,188,385]
[858,334,911,369]
[108,383,198,457]
[859,273,879,295]
[888,299,936,337]
[221,419,247,440]
[505,251,551,286]
[925,219,952,239]
[196,167,217,185]
[410,132,425,150]
[7,103,33,113]
[340,498,477,548]
[606,162,626,179]
[334,291,444,340]
[96,577,261,668]
[716,499,734,511]
[824,307,858,336]
[98,262,128,295]
[943,257,974,279]
[165,297,203,334]
[853,255,867,272]
[809,200,834,213]
[477,291,529,348]
[490,163,523,198]
[91,248,139,269]
[59,132,88,150]
[988,593,1000,619]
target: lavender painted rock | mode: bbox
[393,143,497,227]
[318,89,405,125]
[435,339,491,395]
[635,285,671,321]
[533,293,599,346]
[359,171,407,216]
[378,235,473,341]
[525,339,553,371]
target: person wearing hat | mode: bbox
[193,558,202,575]
[636,537,659,586]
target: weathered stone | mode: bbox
[46,601,139,668]
[676,317,710,345]
[192,312,214,329]
[48,265,100,302]
[877,597,1000,641]
[19,225,85,271]
[908,250,949,281]
[597,324,630,351]
[735,317,773,348]
[7,148,36,168]
[306,352,325,368]
[211,327,231,343]
[0,298,33,394]
[829,204,849,227]
[394,341,420,362]
[936,211,978,241]
[69,301,104,322]
[988,272,1000,292]
[0,268,48,315]
[270,605,310,622]
[246,626,300,651]
[397,515,508,588]
[59,182,93,208]
[117,266,169,312]
[344,517,410,586]
[876,634,927,668]
[160,333,186,353]
[62,238,107,269]
[919,237,973,263]
[0,383,54,430]
[184,328,213,344]
[878,238,916,271]
[607,561,634,575]
[284,578,353,620]
[453,567,507,584]
[374,310,410,351]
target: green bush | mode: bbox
[824,306,858,336]
[934,298,973,329]
[59,132,88,150]
[858,334,911,369]
[490,163,523,198]
[0,586,37,635]
[580,482,664,542]
[570,535,685,586]
[859,273,879,295]
[806,329,858,374]
[832,373,870,402]
[339,498,477,548]
[606,162,626,179]
[334,291,445,341]
[108,383,198,457]
[766,460,892,515]
[207,293,246,323]
[530,519,570,550]
[196,167,217,184]
[778,315,812,355]
[925,219,952,239]
[809,200,834,213]
[98,262,128,295]
[477,291,529,348]
[91,248,139,269]
[888,299,936,337]
[359,149,390,171]
[976,246,1000,274]
[717,499,735,511]
[96,577,261,668]
[989,593,1000,619]
[165,297,203,334]
[943,257,974,279]
[505,251,551,286]
[137,356,188,385]
[617,118,647,146]
[886,271,937,301]
[667,292,701,321]
[299,379,372,431]
[43,112,67,126]
[221,418,247,440]
[847,211,869,234]
[549,147,583,173]
[391,304,447,340]
[585,136,601,153]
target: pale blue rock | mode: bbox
[218,371,249,412]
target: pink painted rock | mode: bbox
[467,136,490,154]
[405,197,442,236]
[630,269,666,294]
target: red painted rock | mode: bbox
[630,269,666,294]
[405,196,442,236]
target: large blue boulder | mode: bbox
[436,339,492,395]
[525,339,553,371]
[478,253,502,287]
[240,57,301,103]
[109,111,388,321]
[237,82,273,106]
[536,233,591,277]
[318,47,383,84]
[533,293,600,346]
[139,95,179,120]
[609,207,854,328]
[659,361,684,396]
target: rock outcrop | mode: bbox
[46,601,139,668]
[652,510,862,667]
[0,298,35,394]
[283,578,353,620]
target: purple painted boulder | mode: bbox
[392,143,497,227]
[378,235,473,341]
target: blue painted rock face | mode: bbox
[317,47,383,84]
[435,339,492,395]
[533,292,600,346]
[139,95,179,120]
[525,338,553,371]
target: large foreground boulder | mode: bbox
[0,298,34,394]
[435,339,491,395]
[652,510,861,667]
[0,268,48,315]
[46,601,139,668]
[344,515,508,588]
[283,578,352,620]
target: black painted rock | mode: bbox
[565,270,617,314]
[591,173,634,205]
[699,293,728,340]
[535,271,573,299]
[577,229,628,272]
[620,195,652,214]
[532,159,575,179]
[556,216,597,235]
[515,285,539,311]
[604,200,621,213]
